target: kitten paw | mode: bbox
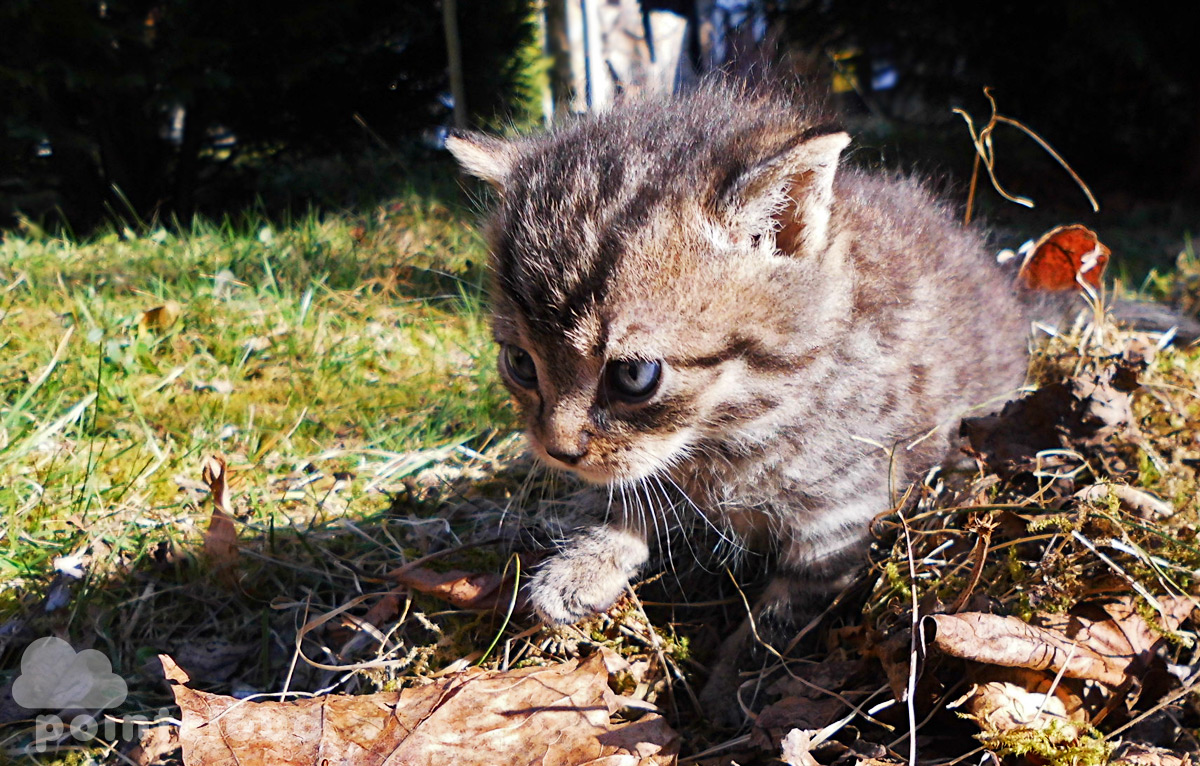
[526,527,649,625]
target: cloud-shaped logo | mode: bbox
[12,637,127,710]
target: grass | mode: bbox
[2,190,511,492]
[0,180,527,760]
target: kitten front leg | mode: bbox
[527,524,650,624]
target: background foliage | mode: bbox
[2,1,1197,232]
[0,0,538,230]
[779,0,1200,205]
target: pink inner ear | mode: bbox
[750,131,848,259]
[773,170,816,257]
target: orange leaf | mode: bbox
[392,566,504,610]
[138,300,182,333]
[1017,224,1110,292]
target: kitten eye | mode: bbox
[501,344,538,388]
[605,359,662,403]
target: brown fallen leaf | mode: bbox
[871,629,922,704]
[1112,742,1195,766]
[124,721,180,766]
[391,566,504,610]
[139,300,183,333]
[752,696,847,753]
[1035,596,1196,683]
[359,591,403,629]
[961,353,1144,481]
[929,597,1196,692]
[171,639,256,685]
[200,455,239,582]
[751,659,862,751]
[927,612,1128,687]
[161,652,678,766]
[950,666,1088,740]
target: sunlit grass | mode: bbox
[0,190,516,615]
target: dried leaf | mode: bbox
[139,300,182,333]
[124,721,180,766]
[1112,743,1195,766]
[930,598,1196,694]
[767,659,863,700]
[391,566,504,610]
[927,612,1128,687]
[1036,596,1196,680]
[871,629,918,703]
[753,697,846,754]
[752,659,861,751]
[1017,225,1110,292]
[200,455,239,579]
[171,640,256,685]
[780,728,820,766]
[951,667,1087,740]
[161,652,678,765]
[961,354,1143,480]
[359,592,403,628]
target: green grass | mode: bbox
[0,185,526,759]
[3,202,513,498]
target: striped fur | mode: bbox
[449,82,1030,644]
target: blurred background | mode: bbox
[2,0,1197,237]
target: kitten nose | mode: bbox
[546,447,586,465]
[544,432,590,465]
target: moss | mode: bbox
[977,721,1113,766]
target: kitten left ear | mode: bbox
[724,129,851,258]
[446,130,519,190]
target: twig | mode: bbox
[954,87,1099,223]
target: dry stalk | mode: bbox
[954,87,1099,223]
[946,512,997,614]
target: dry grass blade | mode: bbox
[954,87,1099,223]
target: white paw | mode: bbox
[526,527,649,625]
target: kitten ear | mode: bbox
[724,129,851,258]
[445,131,518,190]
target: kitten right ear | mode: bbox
[446,131,518,190]
[723,129,851,258]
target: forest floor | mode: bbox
[1,166,1199,765]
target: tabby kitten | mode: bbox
[448,82,1030,693]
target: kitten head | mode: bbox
[449,88,849,485]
